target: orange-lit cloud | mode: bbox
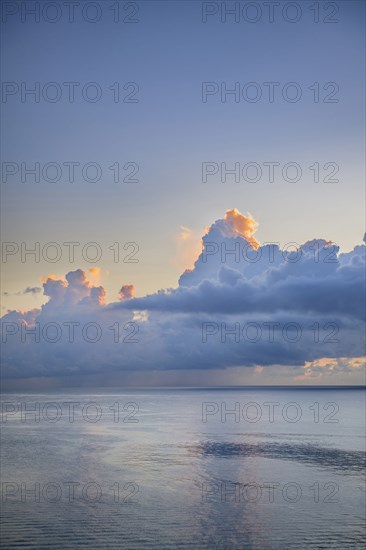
[119,284,135,301]
[222,209,260,249]
[91,286,106,306]
[296,356,366,381]
[88,267,101,286]
[175,209,259,273]
[40,273,65,284]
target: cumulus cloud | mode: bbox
[215,208,259,248]
[119,285,135,301]
[1,209,365,382]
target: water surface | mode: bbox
[1,388,365,549]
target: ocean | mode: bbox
[1,388,365,549]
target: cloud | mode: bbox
[1,209,365,382]
[2,287,42,297]
[298,356,365,382]
[119,285,135,301]
[88,267,101,286]
[22,286,42,295]
[218,208,259,248]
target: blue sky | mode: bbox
[1,1,365,386]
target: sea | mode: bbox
[1,388,365,549]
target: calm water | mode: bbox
[1,388,365,549]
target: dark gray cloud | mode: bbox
[2,287,42,296]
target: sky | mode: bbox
[1,0,365,387]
